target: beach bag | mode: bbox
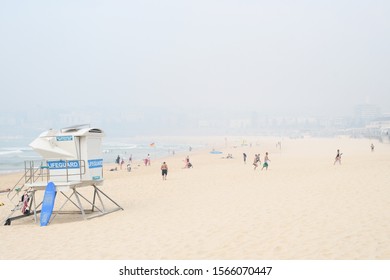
[20,193,30,203]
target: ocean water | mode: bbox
[0,137,203,174]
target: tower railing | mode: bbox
[6,160,86,206]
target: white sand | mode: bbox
[1,137,390,260]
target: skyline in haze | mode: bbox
[0,102,386,138]
[1,1,390,136]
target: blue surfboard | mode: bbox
[40,182,57,226]
[210,150,222,154]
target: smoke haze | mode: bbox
[1,1,389,136]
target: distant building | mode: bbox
[367,116,390,143]
[229,119,251,129]
[354,104,381,125]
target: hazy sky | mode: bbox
[1,0,389,118]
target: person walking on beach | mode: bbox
[261,152,271,170]
[334,149,342,165]
[161,162,168,180]
[243,153,247,164]
[371,143,375,152]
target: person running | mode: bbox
[334,149,342,165]
[261,152,271,170]
[161,162,168,180]
[253,154,260,170]
[243,153,247,164]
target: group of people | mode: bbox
[115,154,133,171]
[112,142,377,182]
[113,153,194,180]
[249,152,271,171]
[161,155,192,180]
[245,148,354,169]
[333,144,374,165]
[160,147,194,180]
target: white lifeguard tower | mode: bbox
[3,124,123,226]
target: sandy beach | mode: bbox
[1,136,390,260]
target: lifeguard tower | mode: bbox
[2,124,123,226]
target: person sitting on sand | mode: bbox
[227,153,233,159]
[183,156,193,168]
[161,162,168,180]
[334,149,342,165]
[261,152,271,170]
